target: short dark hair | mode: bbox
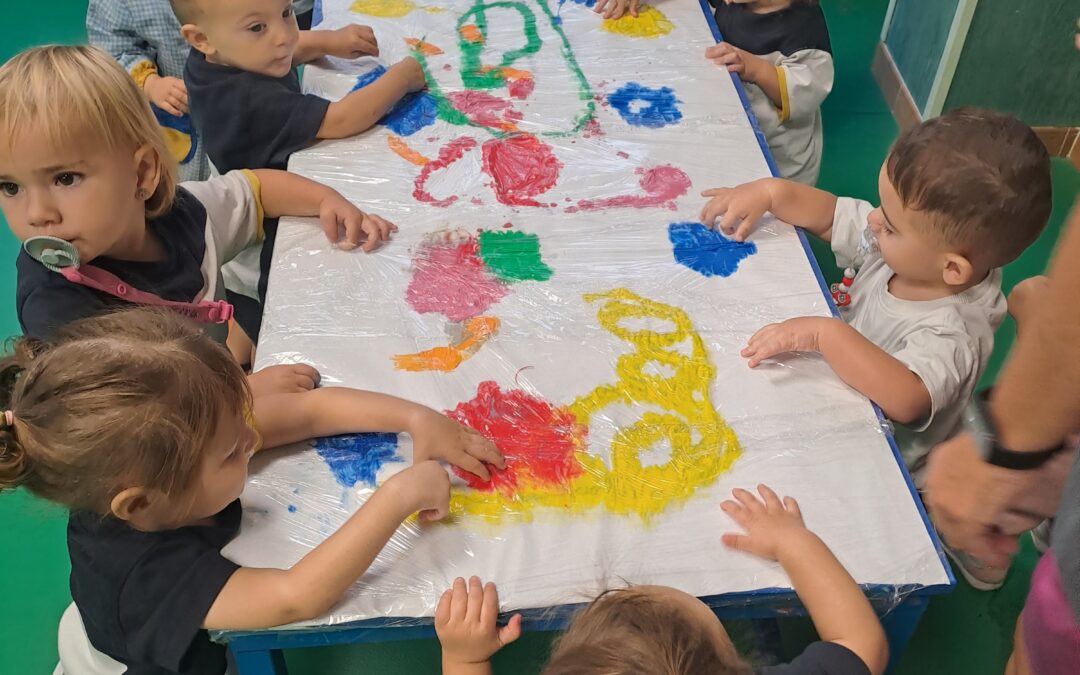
[168,0,201,24]
[886,108,1052,268]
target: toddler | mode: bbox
[706,0,833,185]
[700,108,1053,588]
[436,485,888,675]
[0,308,503,675]
[0,45,392,392]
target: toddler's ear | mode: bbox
[132,144,162,203]
[181,24,214,57]
[941,252,975,287]
[109,486,163,529]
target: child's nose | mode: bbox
[27,191,60,228]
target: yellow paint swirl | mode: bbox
[601,5,674,39]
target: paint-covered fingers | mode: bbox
[464,429,505,470]
[453,452,492,483]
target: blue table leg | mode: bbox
[880,594,929,673]
[229,644,287,675]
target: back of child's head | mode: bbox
[542,588,752,675]
[886,107,1052,269]
[0,45,176,217]
[0,308,250,514]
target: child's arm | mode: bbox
[251,169,397,252]
[85,0,188,116]
[705,43,784,108]
[706,45,833,125]
[253,388,505,481]
[741,317,932,425]
[436,577,522,675]
[700,177,837,242]
[722,485,888,675]
[293,24,380,64]
[317,57,427,139]
[204,460,449,629]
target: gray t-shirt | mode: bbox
[1052,456,1080,620]
[831,198,1007,479]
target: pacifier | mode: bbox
[24,236,81,272]
[859,222,881,258]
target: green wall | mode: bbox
[944,0,1080,126]
[884,0,960,111]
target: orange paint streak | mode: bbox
[394,316,499,372]
[387,135,430,166]
[459,24,484,43]
[405,38,444,56]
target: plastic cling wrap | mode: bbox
[226,0,951,629]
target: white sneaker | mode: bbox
[941,541,1008,591]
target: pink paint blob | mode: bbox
[481,134,563,207]
[447,91,523,127]
[583,118,604,138]
[413,136,478,207]
[405,238,509,322]
[506,76,535,100]
[567,164,692,213]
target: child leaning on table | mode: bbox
[699,107,1052,590]
[435,485,888,675]
[0,308,504,675]
[170,0,428,343]
[0,45,393,395]
[705,0,833,185]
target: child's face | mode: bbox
[0,130,151,264]
[185,0,300,79]
[867,162,953,285]
[185,412,261,523]
[634,585,740,659]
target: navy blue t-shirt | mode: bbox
[16,188,208,340]
[761,641,872,674]
[68,500,242,675]
[712,1,832,57]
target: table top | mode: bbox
[224,0,952,631]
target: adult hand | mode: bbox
[144,74,188,116]
[925,432,1075,567]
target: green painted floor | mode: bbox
[1,2,1077,673]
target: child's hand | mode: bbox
[705,42,766,83]
[324,24,380,59]
[436,577,522,669]
[391,57,428,93]
[593,0,639,20]
[700,179,773,241]
[143,74,189,116]
[247,363,321,396]
[721,485,811,561]
[387,460,452,521]
[318,193,397,252]
[741,317,834,367]
[409,410,505,482]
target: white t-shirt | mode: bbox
[832,198,1006,479]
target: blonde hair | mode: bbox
[0,308,250,514]
[0,45,177,217]
[543,588,752,675]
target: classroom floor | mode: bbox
[1,1,1077,673]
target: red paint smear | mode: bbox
[405,239,509,322]
[481,134,562,207]
[502,222,513,228]
[567,164,692,213]
[616,150,630,159]
[470,197,483,205]
[506,76,535,100]
[583,118,604,138]
[447,91,523,127]
[442,64,452,71]
[413,136,478,207]
[447,380,586,494]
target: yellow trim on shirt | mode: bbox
[774,65,791,124]
[130,60,160,89]
[239,169,266,240]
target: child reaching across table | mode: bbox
[705,0,833,185]
[0,45,393,394]
[0,308,503,675]
[699,108,1053,589]
[436,485,888,674]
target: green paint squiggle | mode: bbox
[478,230,553,281]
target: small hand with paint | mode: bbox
[594,0,640,20]
[700,178,774,241]
[721,484,812,561]
[391,56,428,93]
[324,24,380,59]
[436,577,522,672]
[408,409,504,482]
[705,42,769,84]
[741,317,835,368]
[317,193,397,252]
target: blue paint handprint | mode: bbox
[608,82,683,129]
[351,66,438,136]
[668,222,757,277]
[313,432,403,487]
